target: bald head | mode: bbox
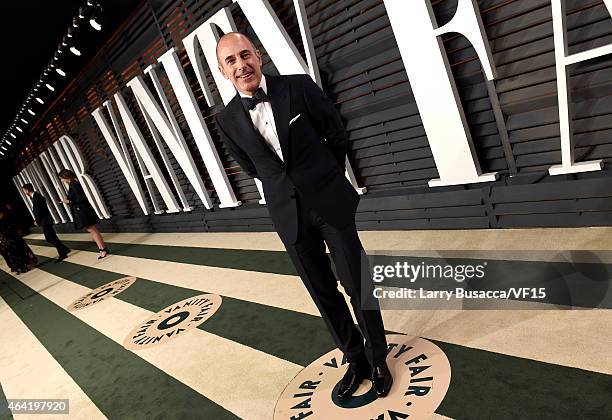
[216,32,256,64]
[216,32,263,96]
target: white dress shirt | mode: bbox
[239,75,284,162]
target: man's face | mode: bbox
[217,34,263,95]
[22,188,30,196]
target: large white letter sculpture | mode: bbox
[54,135,111,219]
[128,72,212,210]
[92,101,152,215]
[384,0,498,187]
[183,2,365,201]
[27,159,64,223]
[157,47,241,208]
[183,7,240,107]
[93,94,181,215]
[234,0,366,195]
[14,136,110,224]
[13,173,35,219]
[548,0,612,175]
[39,149,72,221]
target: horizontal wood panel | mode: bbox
[12,0,612,233]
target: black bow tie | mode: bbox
[241,88,269,110]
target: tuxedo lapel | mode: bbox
[228,94,257,138]
[226,93,276,157]
[266,75,291,165]
[224,75,290,166]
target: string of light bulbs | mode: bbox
[0,0,103,158]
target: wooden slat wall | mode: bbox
[16,0,612,233]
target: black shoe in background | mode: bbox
[98,247,109,260]
[371,362,393,398]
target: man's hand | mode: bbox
[60,198,69,204]
[301,75,349,170]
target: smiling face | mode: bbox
[217,33,263,96]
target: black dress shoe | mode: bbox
[336,358,370,400]
[55,254,68,263]
[371,363,393,397]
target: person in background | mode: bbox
[21,183,71,263]
[0,205,37,274]
[2,202,29,237]
[58,169,109,259]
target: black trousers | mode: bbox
[42,224,69,256]
[284,194,388,366]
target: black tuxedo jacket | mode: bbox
[32,192,53,226]
[215,74,359,245]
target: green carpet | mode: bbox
[23,249,612,419]
[0,270,237,420]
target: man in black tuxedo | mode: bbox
[215,32,392,398]
[21,183,70,263]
